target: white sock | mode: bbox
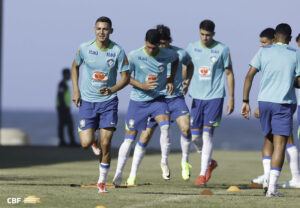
[269,168,281,193]
[286,144,300,182]
[200,129,213,176]
[180,134,191,163]
[98,163,110,184]
[114,136,135,178]
[159,121,170,165]
[262,157,271,183]
[129,141,147,177]
[191,130,202,154]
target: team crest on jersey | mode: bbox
[80,119,86,128]
[158,64,165,72]
[129,119,135,128]
[89,50,98,55]
[199,66,211,80]
[107,59,115,68]
[210,56,217,63]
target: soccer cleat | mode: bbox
[195,175,207,186]
[181,162,192,181]
[278,180,300,188]
[263,178,268,195]
[97,183,108,193]
[91,140,101,156]
[112,173,122,187]
[251,174,264,184]
[160,163,171,180]
[205,159,218,182]
[266,191,284,197]
[126,176,136,185]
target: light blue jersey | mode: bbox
[186,41,232,100]
[250,43,300,104]
[129,46,178,101]
[165,46,191,99]
[75,40,129,102]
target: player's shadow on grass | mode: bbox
[0,146,179,169]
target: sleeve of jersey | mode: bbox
[249,48,262,71]
[222,47,232,68]
[117,49,129,72]
[182,50,191,66]
[74,45,84,65]
[128,52,135,75]
[295,50,300,77]
[170,50,178,63]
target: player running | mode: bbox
[241,23,300,197]
[186,20,235,186]
[71,16,130,193]
[112,29,179,186]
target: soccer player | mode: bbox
[71,16,130,193]
[252,29,300,189]
[241,23,300,197]
[123,25,194,185]
[112,29,179,186]
[186,20,235,186]
[56,68,78,147]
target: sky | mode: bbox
[2,0,300,115]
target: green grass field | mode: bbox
[1,147,300,208]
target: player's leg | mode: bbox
[190,99,203,154]
[262,133,273,193]
[127,126,156,185]
[97,127,114,193]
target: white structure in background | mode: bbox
[0,128,30,145]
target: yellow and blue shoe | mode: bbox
[126,176,136,185]
[181,162,192,181]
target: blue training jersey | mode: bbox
[186,40,232,100]
[250,43,300,104]
[165,46,191,99]
[129,46,178,101]
[75,40,129,102]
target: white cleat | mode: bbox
[91,140,101,156]
[112,173,122,187]
[97,183,108,193]
[266,191,284,197]
[278,180,300,188]
[251,174,264,184]
[160,163,170,180]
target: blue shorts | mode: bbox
[78,97,118,131]
[259,101,296,137]
[190,98,224,129]
[126,96,169,131]
[146,96,189,128]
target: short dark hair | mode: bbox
[95,16,112,28]
[156,24,172,42]
[62,68,70,76]
[260,28,275,39]
[275,23,292,37]
[145,29,161,45]
[296,33,300,42]
[199,20,215,32]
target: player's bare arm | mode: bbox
[166,58,179,95]
[99,71,130,95]
[71,60,81,107]
[225,65,235,115]
[129,77,158,90]
[241,66,258,119]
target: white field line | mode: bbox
[122,190,226,208]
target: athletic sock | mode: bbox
[159,121,170,165]
[262,156,271,184]
[286,144,300,182]
[191,130,202,154]
[269,168,281,193]
[180,133,191,163]
[200,129,213,176]
[114,135,135,177]
[98,163,110,184]
[129,141,147,177]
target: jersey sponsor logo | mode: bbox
[138,56,147,61]
[146,74,157,81]
[92,71,108,85]
[80,119,86,128]
[287,47,296,52]
[211,49,219,54]
[107,59,115,68]
[129,119,135,128]
[106,52,116,57]
[194,48,202,53]
[89,50,98,55]
[199,66,211,80]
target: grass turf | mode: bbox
[0,147,300,208]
